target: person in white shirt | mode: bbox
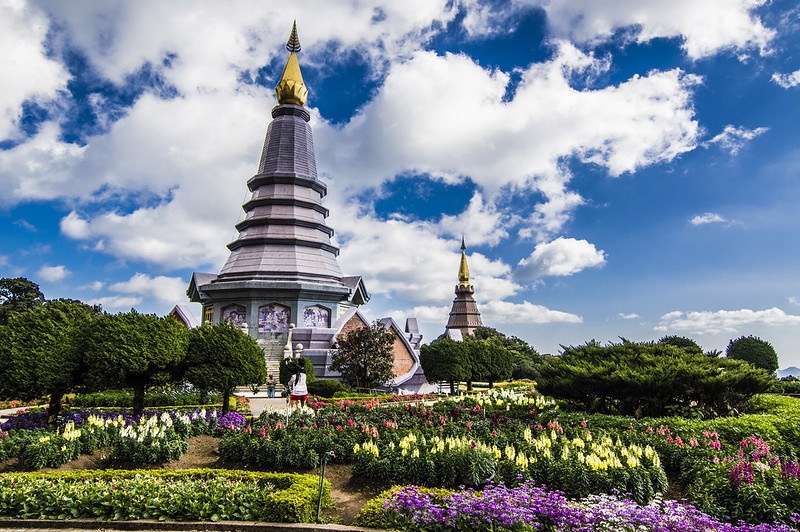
[289,367,308,409]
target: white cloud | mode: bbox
[79,281,105,291]
[532,0,775,60]
[435,193,510,247]
[480,300,582,324]
[619,312,640,319]
[36,265,71,282]
[705,125,768,155]
[108,273,189,305]
[0,255,8,267]
[86,295,142,311]
[515,237,605,280]
[657,307,800,335]
[317,42,701,239]
[772,70,800,89]
[690,212,727,225]
[0,0,69,140]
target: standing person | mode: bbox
[265,374,277,398]
[289,367,308,409]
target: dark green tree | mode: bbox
[185,322,267,415]
[471,326,541,380]
[420,336,469,394]
[727,335,779,375]
[82,310,188,414]
[537,339,771,418]
[0,299,97,419]
[658,335,704,355]
[0,277,45,325]
[464,338,514,388]
[330,322,395,390]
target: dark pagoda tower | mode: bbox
[445,237,483,339]
[188,23,369,369]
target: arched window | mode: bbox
[221,304,246,327]
[303,305,330,328]
[258,304,290,333]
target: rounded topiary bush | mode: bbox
[307,379,348,398]
[726,335,779,375]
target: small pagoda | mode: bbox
[444,237,483,340]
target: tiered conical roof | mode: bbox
[445,237,483,337]
[216,23,343,286]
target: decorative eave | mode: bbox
[187,272,217,303]
[342,275,371,305]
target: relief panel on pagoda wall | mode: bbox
[258,304,290,333]
[221,304,246,327]
[303,305,330,328]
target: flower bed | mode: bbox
[354,483,800,532]
[0,469,328,523]
[1,409,220,469]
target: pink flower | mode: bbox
[259,429,265,437]
[581,421,587,428]
[466,422,473,429]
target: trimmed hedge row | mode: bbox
[0,469,329,523]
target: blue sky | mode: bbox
[2,1,800,368]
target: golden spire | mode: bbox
[275,21,308,106]
[458,236,471,287]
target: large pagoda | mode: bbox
[444,238,483,340]
[187,23,369,371]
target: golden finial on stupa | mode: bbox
[275,21,308,106]
[458,236,471,287]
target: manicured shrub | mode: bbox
[537,340,772,418]
[307,379,348,398]
[727,335,779,375]
[0,469,328,523]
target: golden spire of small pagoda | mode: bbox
[458,236,471,288]
[275,21,308,106]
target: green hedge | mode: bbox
[0,469,329,523]
[70,389,222,408]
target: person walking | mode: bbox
[288,367,308,409]
[265,374,277,398]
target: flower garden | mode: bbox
[1,386,799,529]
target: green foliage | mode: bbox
[0,299,97,418]
[0,469,327,523]
[82,310,188,414]
[658,335,704,355]
[472,326,542,380]
[537,340,772,418]
[727,335,779,375]
[420,336,469,388]
[307,379,348,398]
[464,338,514,387]
[71,389,221,407]
[185,322,266,415]
[330,322,396,389]
[0,277,45,325]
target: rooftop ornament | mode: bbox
[275,21,308,106]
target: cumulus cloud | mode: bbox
[690,212,727,225]
[656,307,800,335]
[532,0,775,60]
[108,273,189,305]
[36,265,71,282]
[480,300,582,324]
[515,237,605,280]
[79,281,105,291]
[705,125,768,155]
[0,0,69,140]
[772,70,800,88]
[317,42,701,239]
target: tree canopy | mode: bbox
[726,335,779,375]
[465,338,514,388]
[82,310,188,414]
[185,322,266,415]
[0,277,45,325]
[471,326,541,380]
[330,322,395,389]
[0,299,97,418]
[420,336,469,394]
